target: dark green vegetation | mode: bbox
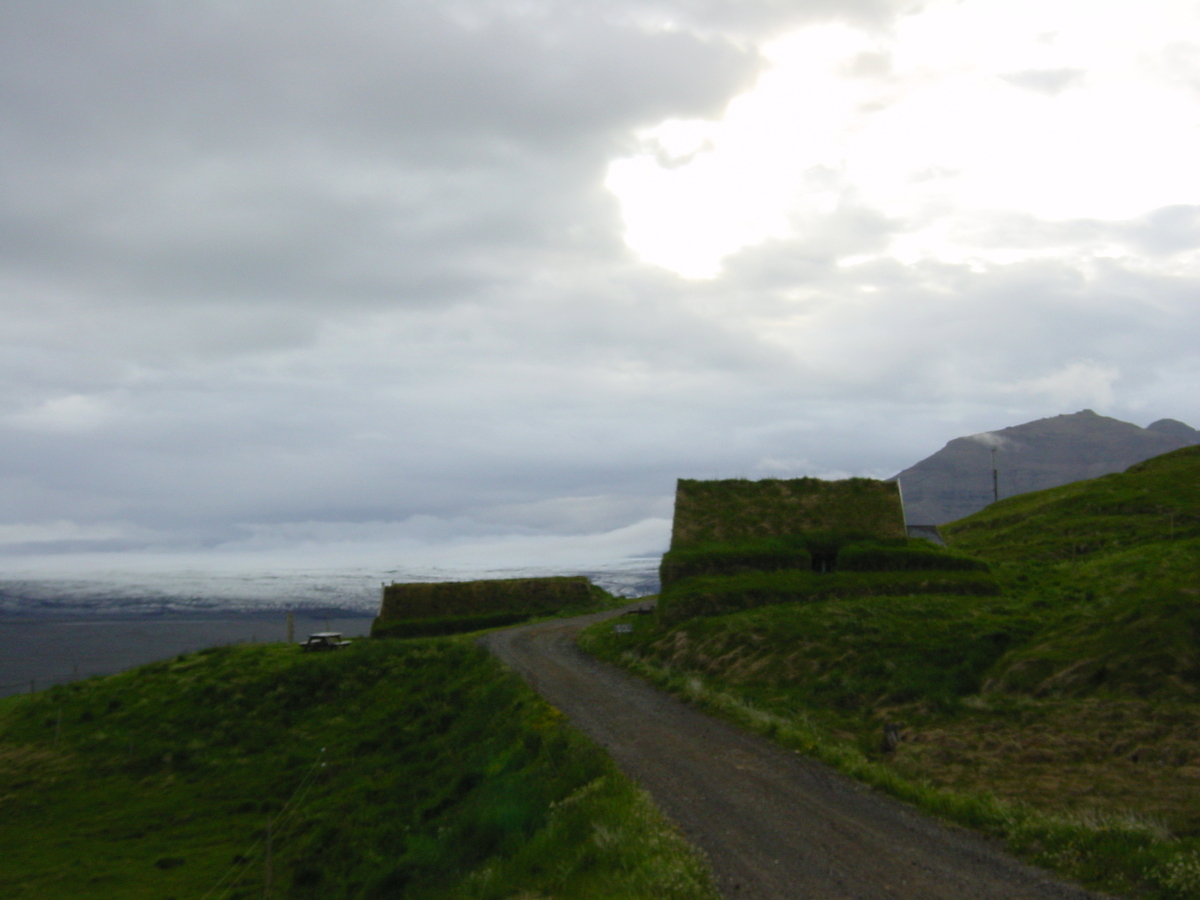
[660,476,977,622]
[0,638,717,900]
[374,576,613,637]
[668,476,906,549]
[943,445,1200,700]
[658,535,996,623]
[583,448,1200,899]
[943,445,1200,563]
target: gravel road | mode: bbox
[482,606,1109,900]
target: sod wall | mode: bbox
[669,477,906,550]
[377,575,600,623]
[657,569,1000,624]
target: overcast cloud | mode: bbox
[2,0,1198,572]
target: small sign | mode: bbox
[613,623,634,634]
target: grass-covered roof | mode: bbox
[669,476,906,550]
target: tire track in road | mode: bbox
[482,606,1109,900]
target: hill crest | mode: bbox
[895,409,1200,525]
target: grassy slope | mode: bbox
[0,638,717,900]
[582,447,1200,899]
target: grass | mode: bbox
[375,577,623,637]
[581,616,1200,899]
[670,477,906,548]
[658,535,985,590]
[0,637,718,900]
[379,576,613,621]
[941,445,1200,564]
[657,568,999,624]
[580,446,1200,899]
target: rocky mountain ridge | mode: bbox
[895,410,1200,525]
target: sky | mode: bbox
[2,0,1199,575]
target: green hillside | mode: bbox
[942,444,1200,563]
[583,447,1200,899]
[0,638,716,900]
[942,445,1200,699]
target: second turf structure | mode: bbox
[373,575,608,638]
[658,477,994,623]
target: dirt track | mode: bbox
[482,607,1108,900]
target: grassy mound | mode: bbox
[0,639,717,900]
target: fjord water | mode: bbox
[0,558,660,697]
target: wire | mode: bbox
[200,747,328,900]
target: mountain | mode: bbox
[895,410,1200,525]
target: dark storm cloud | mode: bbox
[1,0,768,322]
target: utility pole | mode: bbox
[991,447,999,504]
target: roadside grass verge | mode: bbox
[0,637,718,900]
[580,612,1200,900]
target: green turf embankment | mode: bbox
[373,575,614,637]
[0,638,717,900]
